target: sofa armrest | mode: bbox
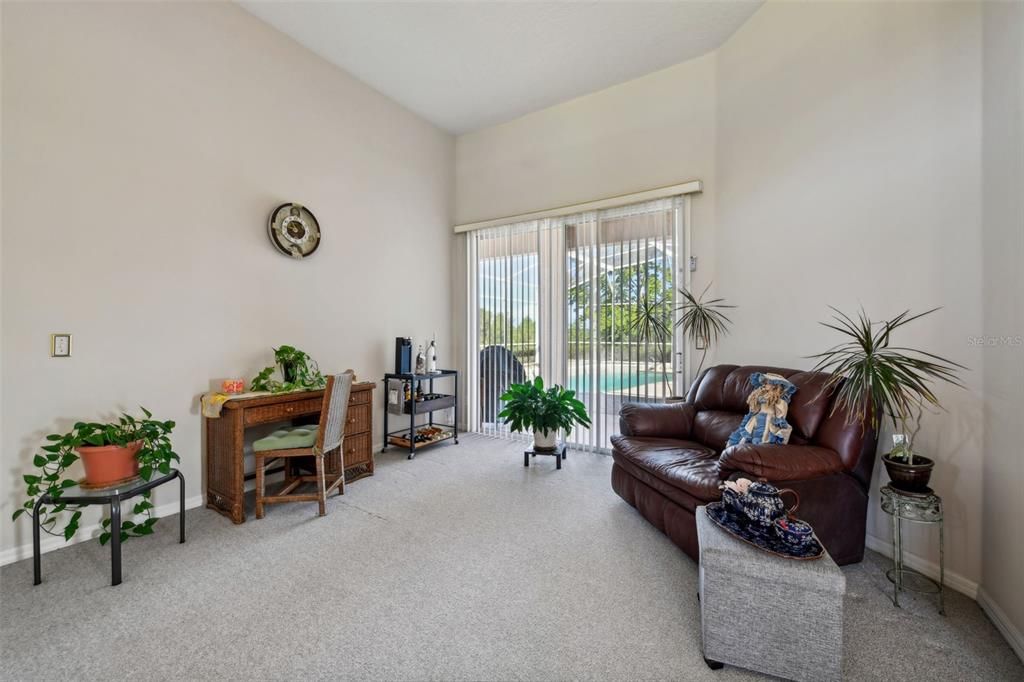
[618,402,696,439]
[718,444,845,482]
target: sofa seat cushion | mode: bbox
[610,435,723,511]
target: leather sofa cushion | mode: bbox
[610,435,722,509]
[692,410,743,453]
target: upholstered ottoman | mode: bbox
[696,505,845,681]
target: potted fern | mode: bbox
[498,377,591,450]
[809,308,965,492]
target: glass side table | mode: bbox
[880,484,944,615]
[33,469,185,587]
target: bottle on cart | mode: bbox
[428,337,437,373]
[415,382,424,401]
[403,381,411,403]
[415,345,426,374]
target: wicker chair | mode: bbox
[253,372,353,518]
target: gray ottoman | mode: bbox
[696,505,845,681]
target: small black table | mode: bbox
[524,443,567,470]
[33,469,185,586]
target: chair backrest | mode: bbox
[315,372,354,455]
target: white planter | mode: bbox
[533,429,558,451]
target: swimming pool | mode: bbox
[566,371,661,394]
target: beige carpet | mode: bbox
[1,433,1020,680]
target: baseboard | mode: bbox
[0,494,205,567]
[977,587,1024,663]
[864,532,978,599]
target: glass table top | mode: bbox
[45,470,178,501]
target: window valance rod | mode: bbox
[452,180,702,234]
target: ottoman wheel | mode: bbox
[704,657,723,670]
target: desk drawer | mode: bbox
[343,432,371,468]
[349,387,371,406]
[244,398,322,426]
[345,403,371,435]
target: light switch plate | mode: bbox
[50,333,72,357]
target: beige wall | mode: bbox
[715,1,984,589]
[455,0,992,596]
[980,0,1024,658]
[454,54,717,301]
[0,2,453,559]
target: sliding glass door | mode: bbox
[466,197,685,451]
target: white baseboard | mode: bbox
[978,587,1024,663]
[864,532,978,599]
[0,494,205,567]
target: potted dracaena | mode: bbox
[809,307,965,492]
[13,408,179,544]
[629,283,734,402]
[498,377,591,450]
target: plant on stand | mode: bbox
[809,307,965,492]
[498,377,591,450]
[13,408,179,544]
[629,282,734,401]
[250,345,326,393]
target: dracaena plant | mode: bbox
[498,377,591,436]
[809,307,965,464]
[628,283,735,394]
[13,408,179,544]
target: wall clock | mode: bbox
[268,203,321,259]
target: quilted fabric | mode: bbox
[253,426,318,452]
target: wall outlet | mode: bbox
[50,333,72,357]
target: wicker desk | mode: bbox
[205,382,375,523]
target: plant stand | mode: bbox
[523,443,567,470]
[880,484,944,615]
[382,370,459,459]
[33,469,185,587]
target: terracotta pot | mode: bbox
[883,453,934,492]
[77,441,142,487]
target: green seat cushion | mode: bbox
[253,426,319,452]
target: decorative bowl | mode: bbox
[774,516,814,547]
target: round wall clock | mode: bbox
[268,203,321,259]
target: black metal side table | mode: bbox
[33,469,185,587]
[524,443,567,470]
[880,484,944,615]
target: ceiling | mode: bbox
[239,1,763,135]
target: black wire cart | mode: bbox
[382,370,459,459]
[33,469,185,587]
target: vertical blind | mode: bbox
[465,196,685,451]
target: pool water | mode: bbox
[566,371,661,394]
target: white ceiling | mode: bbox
[239,1,763,135]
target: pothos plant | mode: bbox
[13,408,179,544]
[250,345,326,393]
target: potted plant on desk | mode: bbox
[809,308,965,492]
[498,376,591,450]
[13,408,179,544]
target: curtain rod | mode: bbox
[452,180,702,234]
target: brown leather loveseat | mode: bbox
[610,365,878,565]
